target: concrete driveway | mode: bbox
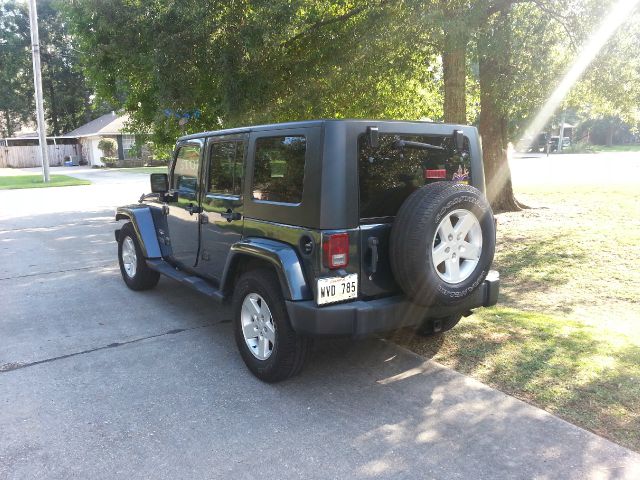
[1,166,639,479]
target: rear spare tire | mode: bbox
[390,182,495,306]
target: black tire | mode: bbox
[390,182,495,306]
[117,222,160,291]
[415,314,462,337]
[233,269,311,383]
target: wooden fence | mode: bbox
[0,144,81,168]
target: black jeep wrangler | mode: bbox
[115,120,499,382]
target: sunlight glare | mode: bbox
[520,0,640,149]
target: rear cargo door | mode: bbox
[358,128,472,298]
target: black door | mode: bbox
[166,140,204,269]
[196,135,246,281]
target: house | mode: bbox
[64,112,137,167]
[0,112,140,168]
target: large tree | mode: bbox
[476,2,570,210]
[65,0,442,147]
[430,0,640,210]
[0,0,103,137]
[0,1,33,137]
[64,0,639,211]
[38,0,102,135]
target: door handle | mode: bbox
[186,203,202,215]
[220,209,242,222]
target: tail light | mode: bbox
[323,233,349,269]
[424,169,447,179]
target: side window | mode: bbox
[173,145,201,197]
[208,141,244,195]
[252,135,306,204]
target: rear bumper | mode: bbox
[286,271,499,337]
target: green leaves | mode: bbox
[56,0,640,151]
[0,1,33,136]
[63,0,442,148]
[0,0,110,136]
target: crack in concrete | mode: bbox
[0,219,116,234]
[0,263,116,281]
[0,323,220,374]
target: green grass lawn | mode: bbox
[391,184,640,451]
[0,175,90,190]
[593,144,640,152]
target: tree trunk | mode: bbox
[442,31,467,124]
[4,110,14,137]
[606,122,614,147]
[478,17,522,213]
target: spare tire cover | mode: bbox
[389,181,495,306]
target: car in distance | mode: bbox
[548,136,571,152]
[115,120,499,382]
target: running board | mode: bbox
[146,259,224,302]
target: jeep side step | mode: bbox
[146,259,224,302]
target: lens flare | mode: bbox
[520,0,640,149]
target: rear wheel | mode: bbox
[233,269,311,382]
[117,222,160,291]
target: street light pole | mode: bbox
[28,0,50,182]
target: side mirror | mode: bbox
[452,130,465,152]
[367,126,379,149]
[150,173,168,193]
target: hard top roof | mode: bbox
[177,118,442,142]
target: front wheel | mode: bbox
[233,269,311,382]
[117,222,160,291]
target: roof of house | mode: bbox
[65,112,131,137]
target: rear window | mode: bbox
[252,135,306,204]
[358,133,470,219]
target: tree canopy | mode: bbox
[0,0,33,137]
[0,0,108,137]
[63,0,446,147]
[2,0,639,208]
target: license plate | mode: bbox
[317,274,358,305]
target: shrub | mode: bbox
[97,138,117,157]
[101,156,118,167]
[561,141,597,154]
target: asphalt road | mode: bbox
[1,165,639,479]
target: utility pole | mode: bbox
[28,0,50,182]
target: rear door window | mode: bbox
[252,135,306,204]
[358,133,470,220]
[209,140,244,196]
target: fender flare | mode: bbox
[115,205,162,259]
[221,238,311,301]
